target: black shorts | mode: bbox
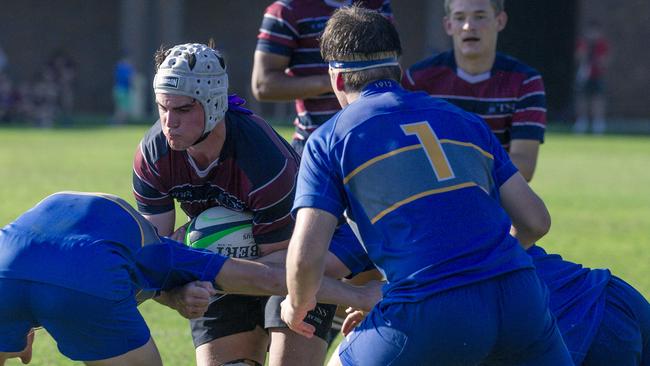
[264,296,336,341]
[189,295,336,347]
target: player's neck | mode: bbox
[187,121,226,170]
[454,52,496,76]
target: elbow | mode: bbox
[526,212,551,242]
[251,78,272,101]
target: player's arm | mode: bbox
[282,207,338,337]
[251,51,332,101]
[508,140,539,182]
[499,172,550,248]
[214,257,380,311]
[142,210,175,237]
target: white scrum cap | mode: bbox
[153,43,229,135]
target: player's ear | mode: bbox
[335,71,346,92]
[496,11,507,32]
[443,16,453,35]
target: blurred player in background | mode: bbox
[404,0,545,182]
[133,42,371,366]
[573,20,610,135]
[0,192,381,366]
[252,1,392,345]
[281,6,572,365]
[251,0,392,155]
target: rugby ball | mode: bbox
[185,206,258,259]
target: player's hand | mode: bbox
[341,307,367,336]
[280,296,317,338]
[170,222,189,242]
[170,281,217,319]
[358,280,383,311]
[18,328,34,364]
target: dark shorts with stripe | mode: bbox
[190,294,336,347]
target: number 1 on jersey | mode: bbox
[401,121,455,181]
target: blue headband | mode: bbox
[328,57,399,72]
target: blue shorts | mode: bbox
[582,276,650,366]
[339,269,573,366]
[0,278,151,361]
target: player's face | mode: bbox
[156,93,205,151]
[444,0,507,61]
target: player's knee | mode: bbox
[219,359,262,366]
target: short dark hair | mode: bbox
[320,6,402,91]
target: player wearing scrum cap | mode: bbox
[281,6,573,365]
[132,42,365,366]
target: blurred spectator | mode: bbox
[0,44,7,72]
[29,69,59,127]
[573,20,610,134]
[0,72,16,122]
[47,49,77,124]
[111,54,134,125]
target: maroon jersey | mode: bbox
[256,0,392,145]
[133,110,300,245]
[404,51,547,150]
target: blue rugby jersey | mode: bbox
[527,245,611,364]
[294,80,533,304]
[0,192,227,301]
[404,51,546,150]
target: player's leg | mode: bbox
[573,87,590,134]
[582,276,650,366]
[484,269,573,366]
[31,281,158,365]
[85,338,161,366]
[591,86,607,134]
[191,295,269,366]
[265,295,335,366]
[0,278,37,366]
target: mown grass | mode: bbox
[1,125,649,365]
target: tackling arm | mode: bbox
[499,172,551,248]
[215,256,380,312]
[251,51,332,101]
[143,210,176,237]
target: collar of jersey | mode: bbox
[361,79,401,97]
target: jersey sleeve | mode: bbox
[293,128,347,218]
[255,1,298,57]
[511,72,547,142]
[135,238,228,292]
[132,142,175,215]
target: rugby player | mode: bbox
[281,6,572,365]
[0,192,380,366]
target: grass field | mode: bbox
[1,125,649,365]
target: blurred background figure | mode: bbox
[111,53,134,125]
[47,49,77,125]
[0,44,7,73]
[0,72,15,123]
[29,69,59,128]
[573,20,610,134]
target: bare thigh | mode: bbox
[196,327,269,366]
